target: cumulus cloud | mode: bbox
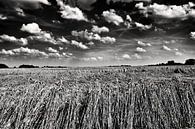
[102,9,124,26]
[56,0,88,21]
[71,40,89,49]
[122,54,131,59]
[190,32,195,40]
[137,41,152,47]
[57,36,70,44]
[15,7,25,16]
[135,22,152,30]
[20,23,61,45]
[91,25,109,34]
[136,2,195,20]
[71,30,116,44]
[132,53,142,59]
[0,47,47,57]
[0,47,71,58]
[136,47,146,52]
[83,56,103,61]
[28,32,59,44]
[100,36,116,44]
[47,47,58,53]
[175,51,183,56]
[162,45,171,51]
[0,14,7,20]
[0,34,28,46]
[21,23,42,34]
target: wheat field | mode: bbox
[0,66,195,129]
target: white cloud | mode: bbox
[137,2,195,19]
[91,25,109,34]
[20,0,50,5]
[132,53,142,59]
[83,56,103,61]
[136,47,146,52]
[0,47,70,58]
[102,9,124,26]
[47,47,58,53]
[137,40,152,47]
[0,14,7,20]
[21,23,42,34]
[71,40,89,49]
[175,51,183,56]
[56,0,87,21]
[190,32,195,40]
[28,32,58,44]
[0,34,28,46]
[59,47,63,50]
[162,45,171,51]
[122,54,131,59]
[21,23,62,44]
[0,47,47,57]
[72,30,101,41]
[15,8,25,16]
[71,30,116,44]
[135,22,152,30]
[100,36,116,44]
[57,36,70,44]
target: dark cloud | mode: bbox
[0,0,50,9]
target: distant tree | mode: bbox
[19,65,39,68]
[185,59,195,65]
[167,60,175,65]
[0,64,9,68]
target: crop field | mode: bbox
[0,66,195,129]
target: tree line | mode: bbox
[0,59,195,68]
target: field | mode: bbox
[0,66,195,129]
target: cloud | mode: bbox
[91,25,110,34]
[15,7,25,16]
[100,36,116,44]
[0,34,28,46]
[59,47,63,50]
[102,9,124,26]
[137,40,152,47]
[135,22,152,30]
[122,54,131,59]
[0,14,7,20]
[0,47,47,57]
[56,0,88,21]
[47,47,58,53]
[21,23,61,45]
[28,32,59,44]
[19,0,50,5]
[82,56,103,61]
[136,47,146,52]
[57,37,70,44]
[136,2,195,20]
[162,45,171,51]
[0,47,71,58]
[71,30,116,44]
[21,23,42,34]
[190,32,195,40]
[71,40,89,49]
[132,53,142,59]
[175,51,183,56]
[0,0,50,9]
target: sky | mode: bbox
[0,0,195,67]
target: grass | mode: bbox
[0,66,195,129]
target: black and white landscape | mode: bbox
[0,0,195,129]
[0,0,195,66]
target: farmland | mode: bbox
[0,66,195,129]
